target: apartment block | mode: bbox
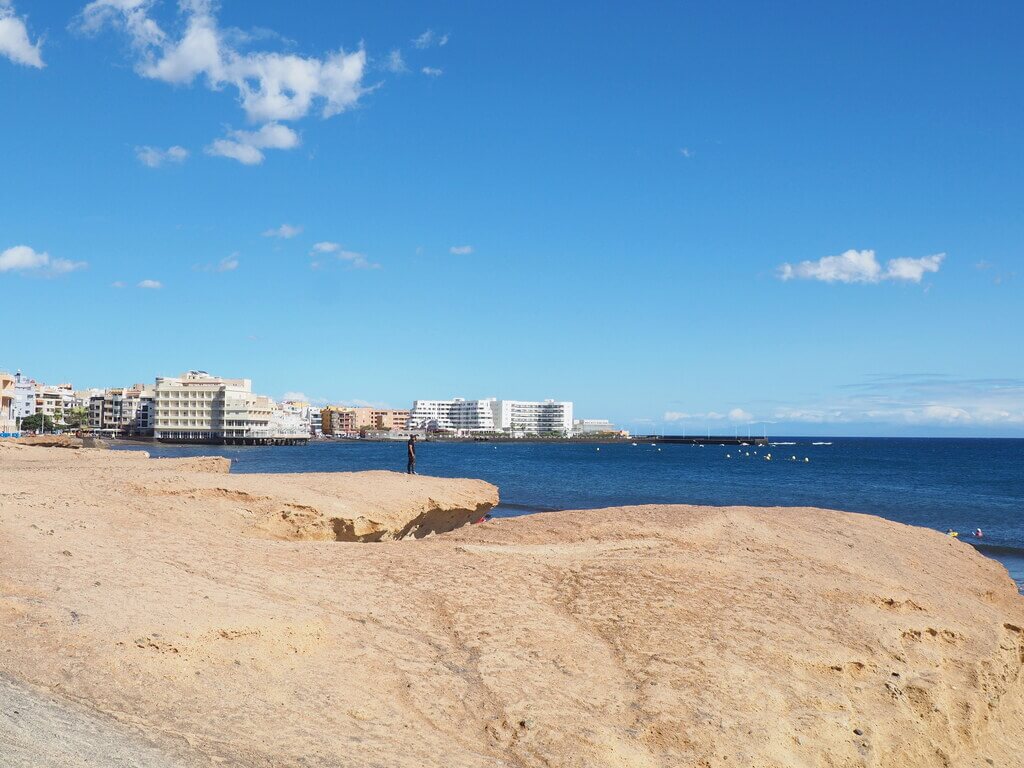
[88,384,155,436]
[1,372,16,435]
[36,383,76,425]
[12,372,36,419]
[321,406,410,436]
[409,398,573,436]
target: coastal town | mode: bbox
[0,369,624,443]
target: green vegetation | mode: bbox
[64,407,90,429]
[20,413,55,433]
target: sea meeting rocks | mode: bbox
[1,444,1022,767]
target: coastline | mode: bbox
[2,443,1023,766]
[103,437,1024,592]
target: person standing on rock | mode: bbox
[406,435,417,475]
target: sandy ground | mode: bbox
[1,444,1023,767]
[0,674,188,768]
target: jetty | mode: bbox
[638,435,770,446]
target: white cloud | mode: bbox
[263,223,302,239]
[665,411,723,422]
[383,49,406,73]
[282,391,307,402]
[413,29,448,49]
[137,278,162,289]
[885,254,945,282]
[195,253,239,272]
[778,249,945,284]
[135,144,188,168]
[664,408,753,423]
[111,280,126,288]
[449,244,473,255]
[0,244,47,271]
[679,147,693,158]
[0,1,44,68]
[79,0,366,160]
[0,245,87,276]
[217,254,239,271]
[338,250,379,270]
[765,376,1024,429]
[206,122,299,165]
[421,66,443,77]
[310,242,378,269]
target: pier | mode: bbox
[155,437,309,446]
[638,435,770,446]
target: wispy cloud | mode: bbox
[207,123,299,165]
[727,375,1024,429]
[137,279,162,289]
[310,241,379,269]
[383,49,406,73]
[679,147,694,159]
[135,144,188,168]
[665,408,752,423]
[412,29,448,49]
[974,259,1015,286]
[338,250,379,269]
[263,223,302,239]
[778,249,944,284]
[0,1,44,68]
[0,245,87,276]
[78,0,365,162]
[449,244,473,255]
[421,66,443,77]
[282,391,308,402]
[195,253,240,272]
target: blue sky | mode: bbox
[1,1,1022,436]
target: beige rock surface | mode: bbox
[1,445,1022,767]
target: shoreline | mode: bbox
[2,443,1023,765]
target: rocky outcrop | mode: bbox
[130,469,498,541]
[13,435,95,449]
[0,446,1021,767]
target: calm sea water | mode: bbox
[111,438,1024,590]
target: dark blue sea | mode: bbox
[111,438,1024,590]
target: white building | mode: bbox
[573,418,619,435]
[88,385,155,436]
[36,383,76,425]
[409,398,573,436]
[12,372,37,420]
[154,371,277,443]
[272,401,313,439]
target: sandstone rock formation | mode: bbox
[1,446,1022,767]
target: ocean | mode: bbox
[111,437,1024,590]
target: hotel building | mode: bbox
[153,371,287,444]
[409,398,573,436]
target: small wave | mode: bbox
[811,442,833,446]
[496,502,563,514]
[770,442,797,446]
[969,541,1024,558]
